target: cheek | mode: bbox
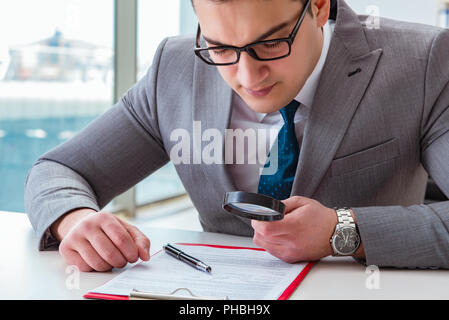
[289,42,312,71]
[216,65,238,87]
[274,45,316,89]
[263,58,304,89]
[292,28,323,75]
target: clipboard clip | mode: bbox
[129,288,229,300]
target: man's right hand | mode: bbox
[51,209,150,272]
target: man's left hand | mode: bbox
[251,196,337,263]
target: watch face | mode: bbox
[332,226,361,255]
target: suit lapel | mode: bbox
[191,59,238,193]
[291,0,383,198]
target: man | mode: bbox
[25,0,449,272]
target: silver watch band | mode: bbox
[335,207,355,227]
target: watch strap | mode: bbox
[335,207,355,227]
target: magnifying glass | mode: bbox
[222,191,285,221]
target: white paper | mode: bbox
[91,244,309,300]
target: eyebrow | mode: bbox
[202,19,293,47]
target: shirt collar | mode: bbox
[254,20,335,122]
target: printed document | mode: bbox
[90,244,310,300]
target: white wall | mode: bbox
[345,0,441,26]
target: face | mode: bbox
[194,0,329,113]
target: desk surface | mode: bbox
[1,211,448,300]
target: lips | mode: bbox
[245,83,276,97]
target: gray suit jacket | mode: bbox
[25,0,449,268]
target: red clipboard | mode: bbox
[84,243,315,300]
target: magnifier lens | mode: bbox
[230,203,279,216]
[222,191,285,221]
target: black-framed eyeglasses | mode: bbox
[194,0,311,66]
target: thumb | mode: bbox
[281,196,312,214]
[120,221,151,261]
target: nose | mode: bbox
[236,51,270,89]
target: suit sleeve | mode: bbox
[25,37,171,250]
[25,160,101,250]
[352,29,449,269]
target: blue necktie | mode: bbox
[257,100,300,200]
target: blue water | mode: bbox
[0,116,96,212]
[0,116,185,213]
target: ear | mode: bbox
[311,0,330,28]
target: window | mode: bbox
[0,0,199,213]
[0,0,114,212]
[135,0,197,206]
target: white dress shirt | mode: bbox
[227,21,335,193]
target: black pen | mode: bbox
[163,244,212,274]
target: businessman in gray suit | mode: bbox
[25,0,449,271]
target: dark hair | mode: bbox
[191,0,311,13]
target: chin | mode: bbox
[237,87,294,114]
[242,96,287,114]
[250,104,279,114]
[236,93,272,113]
[240,99,272,113]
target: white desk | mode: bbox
[1,211,448,300]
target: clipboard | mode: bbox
[84,243,315,300]
[129,288,229,300]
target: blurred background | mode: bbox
[0,0,448,226]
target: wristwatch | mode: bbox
[330,208,361,256]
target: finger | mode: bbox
[87,229,128,268]
[253,230,286,246]
[75,240,113,272]
[254,233,300,263]
[120,221,151,261]
[251,218,291,237]
[101,219,139,263]
[281,196,311,214]
[253,234,291,261]
[61,247,93,272]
